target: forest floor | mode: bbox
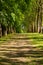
[0,33,43,65]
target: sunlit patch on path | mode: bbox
[0,34,43,65]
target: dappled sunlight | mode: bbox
[0,0,43,64]
[0,33,43,65]
[0,41,43,65]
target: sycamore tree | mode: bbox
[23,0,38,32]
[0,0,41,35]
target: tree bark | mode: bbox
[0,24,2,37]
[1,25,7,36]
[37,0,42,33]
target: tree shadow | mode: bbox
[0,57,43,65]
[0,40,43,65]
[0,49,43,65]
[4,48,43,57]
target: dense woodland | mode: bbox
[0,0,43,36]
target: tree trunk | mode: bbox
[2,25,7,36]
[10,25,14,33]
[37,0,42,33]
[0,24,2,37]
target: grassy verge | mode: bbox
[0,33,43,45]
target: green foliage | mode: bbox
[0,0,38,33]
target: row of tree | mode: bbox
[0,0,42,36]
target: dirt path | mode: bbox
[0,39,43,65]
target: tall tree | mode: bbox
[37,0,42,33]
